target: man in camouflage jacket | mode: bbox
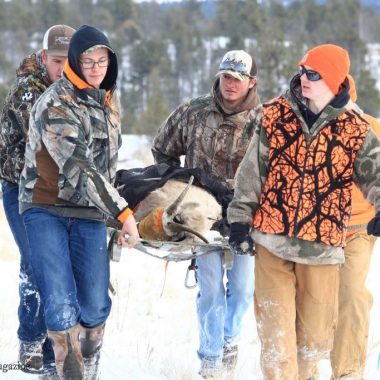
[152,50,261,378]
[0,24,74,375]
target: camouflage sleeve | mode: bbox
[0,89,25,154]
[35,99,128,219]
[227,120,269,224]
[354,128,380,212]
[9,77,46,138]
[151,102,191,166]
[0,86,25,174]
[0,78,46,182]
[363,114,380,138]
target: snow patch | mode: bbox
[1,135,380,378]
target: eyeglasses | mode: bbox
[219,59,252,78]
[299,66,322,81]
[80,58,110,69]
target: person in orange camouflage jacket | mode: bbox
[228,44,380,379]
[330,74,380,379]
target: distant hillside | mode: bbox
[159,0,216,19]
[159,0,380,19]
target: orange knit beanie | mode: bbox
[298,44,350,95]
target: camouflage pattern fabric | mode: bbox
[228,77,380,265]
[0,51,51,184]
[346,102,380,233]
[19,77,128,220]
[152,79,262,190]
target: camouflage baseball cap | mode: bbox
[43,24,75,56]
[217,50,257,81]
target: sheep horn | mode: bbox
[165,221,209,244]
[161,175,210,243]
[164,175,194,217]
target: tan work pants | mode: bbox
[254,244,339,380]
[330,232,375,379]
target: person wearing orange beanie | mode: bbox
[298,43,350,95]
[330,74,380,379]
[228,43,380,379]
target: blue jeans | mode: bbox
[1,181,54,364]
[22,207,112,331]
[196,249,254,361]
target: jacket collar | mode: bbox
[212,78,261,116]
[63,61,111,106]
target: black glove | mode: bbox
[211,217,230,237]
[367,212,380,236]
[228,222,254,255]
[220,190,234,213]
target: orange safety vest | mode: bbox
[253,97,369,246]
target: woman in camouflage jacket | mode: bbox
[19,25,139,380]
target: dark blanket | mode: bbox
[115,163,233,213]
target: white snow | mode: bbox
[1,135,380,379]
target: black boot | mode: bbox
[19,339,44,374]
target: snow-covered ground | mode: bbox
[1,135,380,379]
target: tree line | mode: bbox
[1,0,380,135]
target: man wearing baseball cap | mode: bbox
[41,24,76,81]
[0,24,75,376]
[152,49,261,378]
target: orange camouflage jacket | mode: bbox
[252,97,369,247]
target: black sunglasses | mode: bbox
[299,66,322,81]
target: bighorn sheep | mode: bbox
[133,177,223,243]
[113,164,228,243]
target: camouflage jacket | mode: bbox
[228,75,380,265]
[152,79,262,190]
[19,77,128,220]
[0,51,51,184]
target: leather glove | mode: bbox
[228,222,255,255]
[367,211,380,236]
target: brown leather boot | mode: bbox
[80,323,105,380]
[48,325,84,380]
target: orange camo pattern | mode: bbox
[253,97,369,246]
